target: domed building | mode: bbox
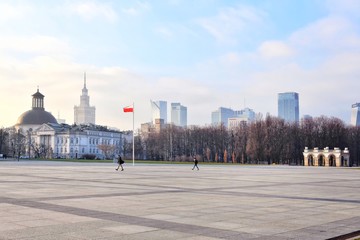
[12,85,127,160]
[16,88,57,132]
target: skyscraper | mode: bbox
[171,103,187,127]
[211,107,234,127]
[278,92,299,123]
[150,100,167,124]
[351,103,360,126]
[74,73,96,125]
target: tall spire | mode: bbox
[84,72,87,88]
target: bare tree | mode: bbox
[97,144,116,159]
[247,117,265,164]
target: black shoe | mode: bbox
[115,168,118,171]
[121,169,124,171]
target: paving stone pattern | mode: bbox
[0,161,359,239]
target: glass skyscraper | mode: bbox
[211,107,234,127]
[150,100,167,124]
[351,103,360,126]
[171,103,187,127]
[278,92,299,123]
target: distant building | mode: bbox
[302,114,312,120]
[33,123,125,159]
[351,103,360,126]
[140,119,164,138]
[74,73,96,125]
[151,100,167,124]
[278,92,299,123]
[228,108,255,129]
[171,103,187,127]
[15,88,58,132]
[212,107,255,128]
[234,108,255,121]
[14,88,126,159]
[211,107,234,127]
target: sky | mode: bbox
[0,0,359,130]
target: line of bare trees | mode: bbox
[123,115,360,166]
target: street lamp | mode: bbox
[17,128,21,161]
[28,128,32,159]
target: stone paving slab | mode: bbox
[0,161,359,240]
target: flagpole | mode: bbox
[132,102,135,166]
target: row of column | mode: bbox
[304,155,341,167]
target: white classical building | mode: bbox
[14,86,130,160]
[32,123,124,159]
[303,147,350,167]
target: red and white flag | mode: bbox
[123,105,134,113]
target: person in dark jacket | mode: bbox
[192,157,199,170]
[116,155,124,171]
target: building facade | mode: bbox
[32,123,125,159]
[14,86,129,160]
[278,92,299,123]
[171,103,187,127]
[303,147,350,167]
[211,107,234,127]
[74,73,96,125]
[212,107,255,128]
[150,100,167,124]
[351,103,360,126]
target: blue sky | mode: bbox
[0,0,359,130]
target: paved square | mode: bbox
[0,161,359,239]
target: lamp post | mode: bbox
[17,129,21,161]
[28,128,32,159]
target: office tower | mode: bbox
[211,107,234,127]
[351,103,360,126]
[278,92,299,123]
[234,108,256,122]
[171,103,187,127]
[150,100,167,124]
[74,73,96,125]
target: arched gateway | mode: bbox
[303,147,350,167]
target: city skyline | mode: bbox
[0,1,359,130]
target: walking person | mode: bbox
[115,155,124,171]
[192,157,199,170]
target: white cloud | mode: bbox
[220,52,242,65]
[197,4,265,44]
[67,1,118,22]
[325,0,360,17]
[155,27,174,39]
[0,3,32,22]
[122,1,151,16]
[0,36,71,56]
[290,16,359,52]
[258,40,294,59]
